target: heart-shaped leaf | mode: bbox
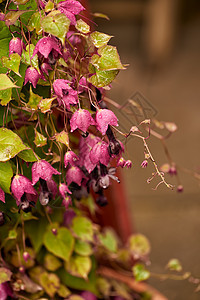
[132,264,150,282]
[72,216,93,242]
[0,128,28,162]
[2,53,21,76]
[41,12,70,44]
[74,239,93,256]
[65,255,92,279]
[38,97,55,113]
[0,74,19,91]
[90,31,113,48]
[0,267,12,284]
[0,88,12,105]
[34,130,47,147]
[99,229,118,253]
[88,66,119,88]
[53,130,69,148]
[0,161,13,193]
[17,148,39,162]
[5,10,29,26]
[27,10,45,34]
[27,86,42,110]
[128,234,150,258]
[44,226,74,262]
[75,19,90,34]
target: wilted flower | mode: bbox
[32,160,60,185]
[53,79,78,110]
[11,175,37,206]
[24,67,40,88]
[66,166,84,186]
[9,37,23,56]
[96,109,118,135]
[32,37,62,59]
[58,0,85,25]
[70,109,95,133]
[89,141,110,166]
[64,151,79,167]
[0,187,5,203]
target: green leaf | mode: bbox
[166,258,182,272]
[4,10,29,26]
[0,21,12,73]
[40,272,60,298]
[96,277,111,297]
[0,128,28,162]
[99,229,118,253]
[17,148,39,162]
[41,12,70,44]
[38,97,55,113]
[2,53,21,76]
[22,44,39,72]
[91,45,125,71]
[72,216,94,242]
[128,234,151,258]
[44,253,62,271]
[75,19,90,34]
[44,226,74,262]
[90,31,113,48]
[57,284,71,298]
[8,229,17,239]
[25,218,48,253]
[12,0,30,4]
[45,0,54,12]
[74,239,93,256]
[65,255,92,279]
[28,86,43,110]
[88,67,119,88]
[0,88,12,105]
[53,130,69,148]
[8,0,37,25]
[0,267,12,284]
[0,74,19,91]
[27,10,45,34]
[132,264,150,282]
[0,161,13,193]
[92,12,110,20]
[34,130,47,147]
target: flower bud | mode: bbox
[23,251,30,262]
[51,228,57,235]
[19,266,25,274]
[177,185,183,193]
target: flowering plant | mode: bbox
[0,0,196,299]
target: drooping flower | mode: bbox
[0,282,13,300]
[89,141,110,166]
[57,0,85,25]
[32,160,60,185]
[53,79,78,110]
[32,37,62,59]
[64,151,79,167]
[59,183,72,198]
[117,157,126,168]
[141,160,148,168]
[40,63,52,75]
[66,166,84,186]
[96,109,118,135]
[24,67,40,88]
[70,109,95,133]
[11,175,37,206]
[9,37,23,56]
[0,187,5,203]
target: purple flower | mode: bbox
[40,63,52,75]
[70,109,95,133]
[96,109,118,135]
[32,160,60,185]
[64,151,79,167]
[0,282,13,300]
[11,175,37,206]
[58,0,85,25]
[66,166,84,186]
[53,79,78,110]
[32,37,62,59]
[0,187,5,203]
[9,37,23,56]
[89,141,110,166]
[63,209,76,227]
[24,67,40,88]
[81,291,97,300]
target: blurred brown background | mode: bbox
[89,0,200,299]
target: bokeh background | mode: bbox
[88,0,200,299]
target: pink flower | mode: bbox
[117,157,126,168]
[0,187,5,203]
[89,141,110,166]
[66,166,84,186]
[53,79,78,110]
[58,0,85,25]
[32,37,62,59]
[64,151,79,167]
[59,183,72,198]
[9,37,24,56]
[96,109,118,135]
[11,175,37,206]
[32,160,60,185]
[46,179,58,198]
[62,195,72,209]
[70,109,95,133]
[124,160,132,168]
[24,67,40,88]
[141,160,148,168]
